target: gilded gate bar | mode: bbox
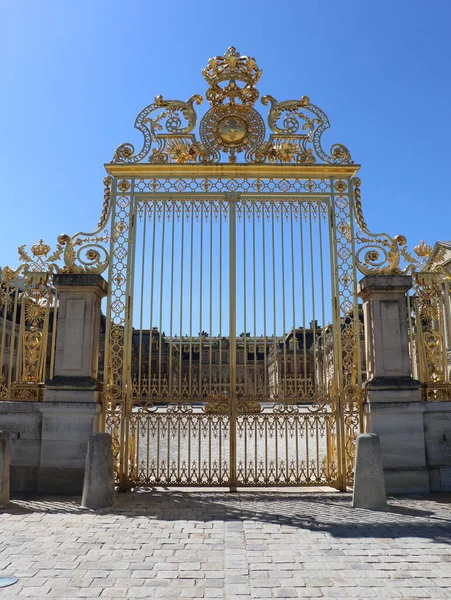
[100,176,361,488]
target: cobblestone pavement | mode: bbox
[1,490,451,599]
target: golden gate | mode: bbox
[98,48,365,490]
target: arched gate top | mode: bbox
[111,47,354,169]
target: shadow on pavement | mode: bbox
[3,490,451,544]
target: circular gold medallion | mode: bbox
[217,116,248,144]
[200,105,265,159]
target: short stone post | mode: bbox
[0,431,11,507]
[358,275,429,493]
[38,274,108,494]
[81,433,115,510]
[353,433,387,510]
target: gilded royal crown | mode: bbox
[202,47,262,106]
[414,240,433,258]
[31,239,51,257]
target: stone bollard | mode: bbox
[0,431,11,507]
[81,433,115,510]
[352,433,387,511]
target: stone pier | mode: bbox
[37,273,108,493]
[358,275,429,493]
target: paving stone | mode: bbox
[1,491,451,599]
[274,588,299,597]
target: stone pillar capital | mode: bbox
[53,273,108,298]
[357,274,412,299]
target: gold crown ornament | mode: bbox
[31,239,51,257]
[414,240,433,258]
[202,47,262,106]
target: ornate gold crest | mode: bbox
[112,47,352,165]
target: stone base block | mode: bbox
[424,402,451,471]
[429,466,451,492]
[0,431,11,506]
[0,402,42,438]
[40,439,93,470]
[37,467,85,494]
[365,405,427,469]
[36,398,102,494]
[384,468,430,494]
[10,466,39,494]
[0,402,42,494]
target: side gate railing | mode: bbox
[0,241,61,401]
[407,244,451,401]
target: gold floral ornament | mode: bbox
[0,375,7,399]
[266,142,315,164]
[109,47,353,165]
[165,139,199,163]
[21,327,42,383]
[10,324,47,401]
[0,285,14,313]
[113,93,204,165]
[24,296,47,326]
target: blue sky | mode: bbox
[1,0,450,271]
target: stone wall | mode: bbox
[424,401,451,492]
[2,398,451,494]
[0,401,42,492]
[0,399,102,494]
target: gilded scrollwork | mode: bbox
[250,95,351,165]
[108,47,353,166]
[58,232,109,275]
[113,94,206,165]
[58,177,111,275]
[353,177,409,276]
[353,176,451,279]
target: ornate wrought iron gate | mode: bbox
[94,47,368,490]
[2,49,450,494]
